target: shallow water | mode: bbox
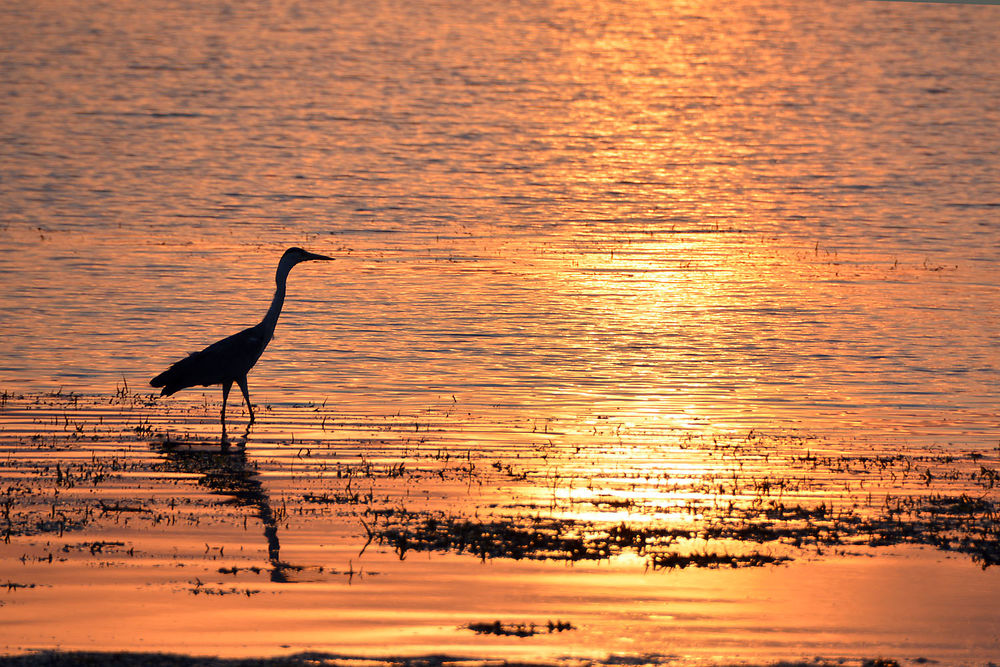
[1,0,999,664]
[2,393,1000,664]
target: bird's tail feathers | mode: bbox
[150,352,205,396]
[149,370,182,396]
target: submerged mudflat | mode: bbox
[2,391,999,666]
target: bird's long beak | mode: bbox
[305,252,334,261]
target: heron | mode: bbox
[151,247,333,437]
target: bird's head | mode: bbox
[283,247,334,264]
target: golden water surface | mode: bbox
[1,0,999,664]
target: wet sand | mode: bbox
[2,391,999,666]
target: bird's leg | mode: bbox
[221,380,233,440]
[237,376,255,425]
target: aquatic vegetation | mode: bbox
[1,392,998,664]
[2,392,999,571]
[362,486,1000,570]
[465,620,575,637]
[364,509,793,570]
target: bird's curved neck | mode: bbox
[261,259,294,334]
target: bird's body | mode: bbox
[152,322,267,396]
[151,247,333,437]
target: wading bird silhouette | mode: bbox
[151,247,333,439]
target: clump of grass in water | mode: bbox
[364,483,1000,569]
[365,509,790,569]
[466,620,575,637]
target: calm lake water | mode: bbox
[1,0,997,445]
[1,0,999,664]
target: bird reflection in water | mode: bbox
[154,435,298,583]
